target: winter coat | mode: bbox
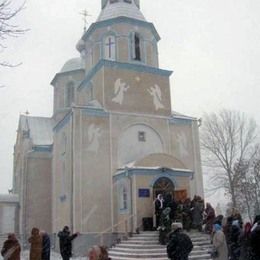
[192,201,204,227]
[167,229,193,260]
[1,236,21,260]
[205,205,216,233]
[212,230,228,260]
[28,228,42,260]
[41,233,51,260]
[251,225,260,259]
[58,230,78,258]
[230,225,241,260]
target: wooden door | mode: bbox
[174,190,188,202]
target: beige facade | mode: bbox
[0,195,19,234]
[13,0,204,235]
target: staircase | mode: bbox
[109,231,212,260]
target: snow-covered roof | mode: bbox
[0,194,19,203]
[20,115,53,146]
[60,57,84,73]
[97,1,146,22]
[171,111,197,121]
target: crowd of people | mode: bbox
[0,225,111,260]
[155,194,214,235]
[1,196,260,260]
[155,193,260,260]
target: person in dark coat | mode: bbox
[230,220,241,260]
[154,194,164,228]
[204,203,216,234]
[164,193,178,221]
[223,216,234,259]
[28,227,42,260]
[40,231,51,260]
[239,222,253,260]
[191,196,204,232]
[182,198,192,231]
[251,221,260,259]
[58,226,79,260]
[167,223,193,260]
[1,233,21,260]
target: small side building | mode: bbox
[0,194,19,234]
[13,115,53,235]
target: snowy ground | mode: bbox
[0,250,88,260]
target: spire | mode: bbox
[98,0,145,22]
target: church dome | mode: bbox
[60,57,84,73]
[97,0,145,22]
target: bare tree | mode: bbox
[201,109,258,209]
[0,0,26,67]
[234,157,260,221]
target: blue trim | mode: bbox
[53,111,72,132]
[169,117,193,125]
[51,69,85,86]
[32,145,53,152]
[78,59,173,91]
[81,17,160,45]
[113,168,193,182]
[150,174,178,188]
[81,106,109,117]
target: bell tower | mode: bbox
[76,0,172,116]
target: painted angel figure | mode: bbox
[112,78,130,105]
[147,84,165,110]
[87,124,102,153]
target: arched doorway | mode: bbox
[153,177,175,199]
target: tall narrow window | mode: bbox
[120,186,128,210]
[131,32,142,61]
[104,35,116,60]
[65,82,75,107]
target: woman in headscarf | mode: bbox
[204,203,216,234]
[212,224,228,260]
[154,194,164,228]
[28,227,42,260]
[1,233,21,260]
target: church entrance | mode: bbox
[153,177,188,202]
[153,177,175,199]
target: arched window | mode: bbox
[110,0,119,3]
[131,32,142,61]
[124,0,132,3]
[65,82,75,107]
[104,35,116,60]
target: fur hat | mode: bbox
[171,222,183,231]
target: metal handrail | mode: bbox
[96,214,135,238]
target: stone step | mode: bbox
[109,231,213,260]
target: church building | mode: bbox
[13,0,204,235]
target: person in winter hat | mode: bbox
[212,224,228,260]
[167,222,193,260]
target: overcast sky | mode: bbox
[1,0,260,207]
